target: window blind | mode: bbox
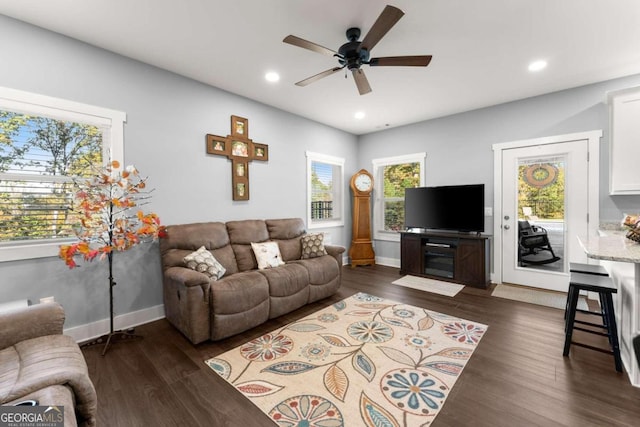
[0,110,103,242]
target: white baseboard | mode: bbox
[344,257,400,268]
[375,256,400,268]
[64,304,165,343]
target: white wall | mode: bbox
[0,15,358,329]
[2,13,640,333]
[359,74,640,262]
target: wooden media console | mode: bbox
[400,231,490,288]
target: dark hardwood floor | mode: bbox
[82,265,640,426]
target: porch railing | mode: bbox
[311,201,333,220]
[520,199,564,219]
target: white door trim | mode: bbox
[491,130,602,285]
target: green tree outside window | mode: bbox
[383,162,420,231]
[0,110,102,242]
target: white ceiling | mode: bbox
[1,0,639,135]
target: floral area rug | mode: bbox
[205,292,487,426]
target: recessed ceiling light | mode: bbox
[265,71,280,82]
[528,60,547,72]
[354,111,365,120]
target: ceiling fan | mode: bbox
[283,5,432,95]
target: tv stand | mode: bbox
[400,231,490,289]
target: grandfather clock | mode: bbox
[349,169,375,267]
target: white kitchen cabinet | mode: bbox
[608,86,640,195]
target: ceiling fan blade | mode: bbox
[369,55,432,67]
[283,35,338,57]
[352,69,372,95]
[295,67,343,86]
[360,5,405,52]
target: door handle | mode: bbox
[504,225,510,230]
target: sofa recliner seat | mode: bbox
[159,218,345,344]
[0,303,97,427]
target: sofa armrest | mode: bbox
[0,302,65,350]
[164,266,211,289]
[325,244,346,268]
[163,266,212,304]
[162,266,213,344]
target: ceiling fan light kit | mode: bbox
[283,4,432,95]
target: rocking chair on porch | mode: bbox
[518,220,561,266]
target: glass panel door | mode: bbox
[517,156,565,273]
[502,140,589,292]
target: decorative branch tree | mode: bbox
[59,160,165,355]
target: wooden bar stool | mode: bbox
[563,271,622,372]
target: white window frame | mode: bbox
[306,151,345,229]
[372,152,426,242]
[0,87,125,262]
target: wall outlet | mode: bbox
[484,207,493,216]
[40,296,55,304]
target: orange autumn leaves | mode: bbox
[59,160,166,268]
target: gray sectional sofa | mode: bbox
[159,218,345,344]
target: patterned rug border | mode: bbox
[205,292,487,426]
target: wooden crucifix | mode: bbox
[206,115,269,200]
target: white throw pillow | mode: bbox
[183,246,226,280]
[251,241,285,270]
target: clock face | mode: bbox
[355,174,372,192]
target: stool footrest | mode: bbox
[573,326,609,337]
[571,341,615,355]
[574,319,607,329]
[575,308,603,317]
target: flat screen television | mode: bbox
[404,184,485,233]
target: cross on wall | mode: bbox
[206,115,269,200]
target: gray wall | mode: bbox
[2,14,640,330]
[360,74,640,261]
[0,15,357,327]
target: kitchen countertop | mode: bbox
[577,230,640,263]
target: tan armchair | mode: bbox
[0,303,97,427]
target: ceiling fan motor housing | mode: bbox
[338,27,370,69]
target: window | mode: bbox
[306,151,344,229]
[372,153,426,241]
[0,87,125,261]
